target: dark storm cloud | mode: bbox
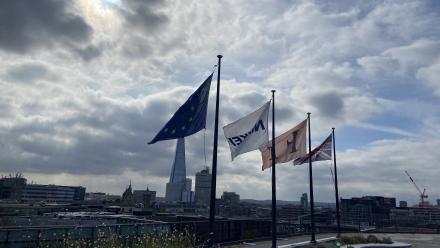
[0,0,92,55]
[5,63,49,83]
[310,92,344,117]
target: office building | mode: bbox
[0,174,85,203]
[195,167,211,207]
[391,206,440,226]
[341,196,396,225]
[21,184,85,203]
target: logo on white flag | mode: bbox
[223,101,270,160]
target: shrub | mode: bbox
[380,236,393,244]
[339,235,393,245]
[366,234,379,243]
[39,228,197,248]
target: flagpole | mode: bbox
[332,128,341,237]
[271,90,277,248]
[307,112,316,243]
[208,55,222,247]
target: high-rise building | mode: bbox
[165,138,192,202]
[195,167,211,207]
[300,193,308,209]
[437,199,440,207]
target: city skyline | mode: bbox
[1,0,440,206]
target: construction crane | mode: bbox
[405,170,429,207]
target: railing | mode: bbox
[0,219,308,247]
[0,223,170,248]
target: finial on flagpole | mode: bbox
[217,55,223,58]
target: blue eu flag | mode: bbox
[148,73,213,144]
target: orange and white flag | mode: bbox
[260,119,307,170]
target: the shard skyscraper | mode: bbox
[165,138,192,202]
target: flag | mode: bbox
[223,101,270,160]
[261,119,307,170]
[294,133,332,165]
[148,74,213,144]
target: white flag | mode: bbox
[223,101,270,160]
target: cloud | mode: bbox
[309,92,344,118]
[0,0,440,204]
[115,0,169,59]
[119,0,168,31]
[0,0,93,56]
[73,44,104,62]
[337,138,440,205]
[416,61,440,96]
[358,39,440,78]
[5,63,49,83]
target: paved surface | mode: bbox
[224,233,440,248]
[341,242,411,248]
[373,233,440,248]
[224,233,336,247]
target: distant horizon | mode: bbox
[1,168,433,207]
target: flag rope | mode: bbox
[203,128,207,167]
[329,161,335,186]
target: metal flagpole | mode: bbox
[332,128,341,237]
[208,55,222,247]
[271,90,277,248]
[307,112,316,243]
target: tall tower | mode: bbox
[169,138,186,183]
[165,138,191,202]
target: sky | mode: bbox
[1,0,440,206]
